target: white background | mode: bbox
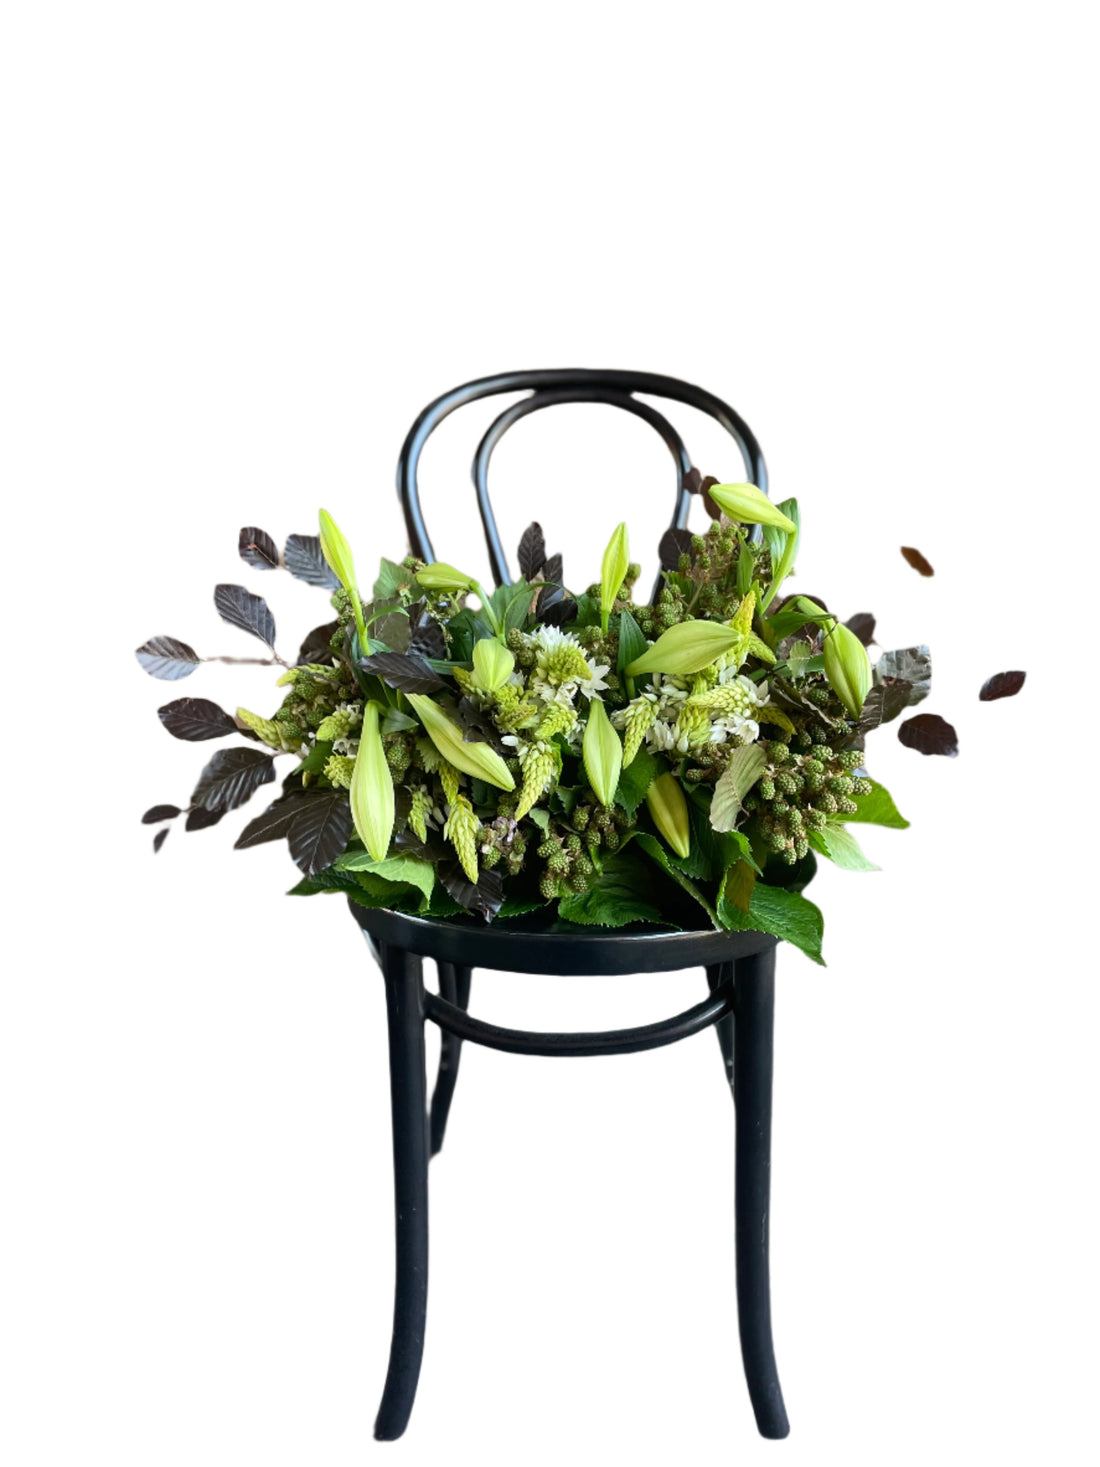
[3,4,1098,1464]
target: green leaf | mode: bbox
[334,852,435,904]
[556,852,663,927]
[487,577,535,635]
[717,883,825,966]
[498,896,552,918]
[676,798,761,880]
[762,498,799,607]
[710,744,768,831]
[633,832,718,926]
[373,557,420,601]
[613,744,661,816]
[616,608,648,677]
[809,824,879,871]
[846,778,910,829]
[527,807,550,833]
[291,740,335,776]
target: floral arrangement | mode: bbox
[137,484,946,965]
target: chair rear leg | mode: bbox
[375,942,430,1442]
[732,946,790,1439]
[705,962,736,1096]
[429,963,472,1157]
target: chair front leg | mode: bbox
[705,962,735,1097]
[429,962,472,1157]
[732,946,790,1439]
[375,942,430,1442]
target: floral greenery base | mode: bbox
[138,485,929,965]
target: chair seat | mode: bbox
[348,898,776,975]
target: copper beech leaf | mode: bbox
[438,860,503,922]
[980,670,1026,701]
[153,829,169,853]
[142,804,181,824]
[517,522,547,580]
[898,713,958,757]
[286,791,353,877]
[135,635,201,680]
[845,612,876,646]
[157,697,238,741]
[214,584,277,650]
[191,746,276,813]
[297,621,339,666]
[284,533,341,590]
[874,646,932,705]
[238,526,280,570]
[900,545,934,576]
[357,652,447,694]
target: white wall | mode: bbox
[3,4,1098,1465]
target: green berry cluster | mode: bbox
[743,738,872,865]
[273,664,353,744]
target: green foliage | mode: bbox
[845,779,910,829]
[717,882,826,966]
[556,852,662,927]
[613,744,660,815]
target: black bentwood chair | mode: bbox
[350,370,790,1442]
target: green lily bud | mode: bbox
[582,697,623,806]
[318,509,366,644]
[626,618,741,677]
[708,482,797,533]
[350,702,394,861]
[646,772,691,859]
[600,521,630,633]
[406,693,515,790]
[823,620,872,717]
[417,561,477,592]
[472,636,515,692]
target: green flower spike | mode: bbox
[627,618,741,677]
[406,693,516,790]
[318,509,367,646]
[646,772,691,859]
[708,482,797,533]
[350,702,394,861]
[823,620,872,717]
[582,697,623,806]
[600,521,630,634]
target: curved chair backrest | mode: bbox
[396,369,768,592]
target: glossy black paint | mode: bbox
[363,371,787,1444]
[396,367,768,591]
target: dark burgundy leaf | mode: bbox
[191,746,276,813]
[297,620,339,666]
[234,793,311,849]
[284,533,340,589]
[980,670,1026,702]
[699,476,723,520]
[408,614,446,660]
[214,584,277,650]
[901,545,935,577]
[238,526,280,570]
[287,791,353,876]
[898,713,958,757]
[536,553,564,616]
[439,860,503,922]
[846,612,876,646]
[517,522,547,580]
[152,828,169,853]
[856,679,912,733]
[454,696,507,750]
[659,528,695,571]
[157,697,238,741]
[185,804,226,831]
[540,595,578,628]
[135,636,201,681]
[357,652,447,694]
[684,467,704,495]
[142,804,181,824]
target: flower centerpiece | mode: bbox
[137,486,933,964]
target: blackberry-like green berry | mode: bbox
[759,777,776,801]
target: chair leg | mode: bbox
[375,942,430,1442]
[429,962,472,1157]
[705,962,735,1096]
[732,946,790,1439]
